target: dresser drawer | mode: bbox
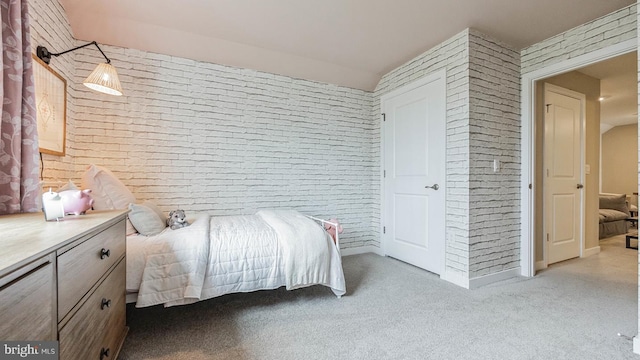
[0,255,56,341]
[58,219,126,319]
[59,259,126,360]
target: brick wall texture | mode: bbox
[30,0,377,251]
[28,0,638,284]
[374,30,472,281]
[468,32,521,278]
[374,29,521,281]
[29,0,78,183]
[521,5,637,74]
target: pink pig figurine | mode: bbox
[60,189,94,215]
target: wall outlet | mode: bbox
[493,159,500,173]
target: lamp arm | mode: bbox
[50,41,111,64]
[34,41,123,96]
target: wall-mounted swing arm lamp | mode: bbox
[36,41,123,96]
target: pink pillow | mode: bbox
[81,164,136,210]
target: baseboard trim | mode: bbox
[341,245,383,257]
[126,292,138,304]
[582,246,600,258]
[469,267,520,289]
[441,270,469,289]
[534,247,599,270]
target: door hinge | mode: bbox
[382,113,386,122]
[546,233,550,242]
[383,226,386,234]
[528,183,532,190]
[546,104,551,113]
[384,170,386,178]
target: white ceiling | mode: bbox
[58,0,635,91]
[578,52,638,128]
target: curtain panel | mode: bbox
[0,0,40,215]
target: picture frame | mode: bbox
[32,54,67,156]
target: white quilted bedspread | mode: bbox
[127,210,345,307]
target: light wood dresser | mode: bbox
[0,210,129,360]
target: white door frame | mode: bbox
[520,39,636,277]
[380,69,447,263]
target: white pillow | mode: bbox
[57,180,78,192]
[128,203,167,236]
[143,201,167,225]
[81,164,136,210]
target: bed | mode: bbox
[80,164,346,308]
[126,210,346,307]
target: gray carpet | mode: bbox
[119,235,638,360]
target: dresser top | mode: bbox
[0,210,128,278]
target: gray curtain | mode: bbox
[0,0,40,215]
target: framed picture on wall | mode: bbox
[32,54,66,156]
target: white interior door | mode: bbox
[382,72,446,275]
[544,83,584,265]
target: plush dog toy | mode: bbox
[167,209,190,230]
[324,218,343,243]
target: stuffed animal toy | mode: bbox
[59,189,94,215]
[324,218,343,243]
[167,209,190,230]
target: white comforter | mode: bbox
[127,210,346,307]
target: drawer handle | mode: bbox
[100,248,111,259]
[101,298,112,310]
[100,347,110,359]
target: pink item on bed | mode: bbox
[324,218,343,243]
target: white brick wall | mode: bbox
[521,4,637,74]
[468,31,521,277]
[29,0,79,184]
[30,0,631,285]
[374,30,471,280]
[76,48,377,248]
[374,29,521,281]
[65,40,376,250]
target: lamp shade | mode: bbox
[83,63,123,96]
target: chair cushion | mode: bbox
[599,193,630,216]
[599,209,629,223]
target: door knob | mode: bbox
[577,184,584,189]
[425,184,439,191]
